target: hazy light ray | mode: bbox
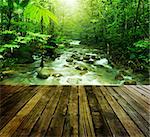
[60,0,78,8]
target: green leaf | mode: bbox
[0,48,6,53]
[24,2,58,26]
[3,44,19,48]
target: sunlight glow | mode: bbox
[61,0,78,8]
[64,0,76,7]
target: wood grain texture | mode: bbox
[0,85,149,137]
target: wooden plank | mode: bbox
[106,87,149,137]
[29,86,63,137]
[79,86,95,137]
[142,85,150,91]
[0,85,16,100]
[130,85,150,98]
[85,86,111,137]
[113,87,149,123]
[12,86,53,136]
[0,86,48,137]
[0,86,32,119]
[136,85,150,94]
[124,85,149,105]
[62,86,79,137]
[120,86,150,113]
[93,86,128,137]
[0,86,38,130]
[0,86,26,104]
[100,86,145,137]
[45,86,70,137]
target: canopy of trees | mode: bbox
[0,0,149,83]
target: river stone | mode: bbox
[95,58,108,66]
[78,57,84,61]
[75,65,88,71]
[37,67,52,79]
[91,54,97,59]
[64,64,70,67]
[0,55,4,59]
[66,58,73,62]
[1,70,16,80]
[52,73,63,77]
[115,74,124,80]
[71,54,76,58]
[115,72,124,80]
[88,58,95,64]
[83,56,90,60]
[124,80,137,85]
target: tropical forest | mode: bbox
[0,0,149,85]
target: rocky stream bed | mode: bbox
[0,41,138,85]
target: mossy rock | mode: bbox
[52,73,63,77]
[75,65,88,71]
[124,80,137,85]
[37,67,53,79]
[115,73,124,80]
[66,58,74,62]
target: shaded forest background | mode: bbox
[0,0,149,82]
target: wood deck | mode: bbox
[0,85,149,137]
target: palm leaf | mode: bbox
[24,3,58,26]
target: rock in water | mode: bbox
[88,58,95,64]
[95,58,108,66]
[75,65,88,71]
[52,73,63,77]
[37,67,51,79]
[124,80,137,85]
[70,40,80,45]
[66,58,73,62]
[115,74,124,80]
[115,71,124,80]
[0,55,4,59]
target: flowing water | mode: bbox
[1,42,127,85]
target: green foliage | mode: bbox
[0,30,17,44]
[129,39,149,66]
[0,30,19,53]
[0,0,149,72]
[0,44,19,53]
[24,1,58,26]
[134,39,149,49]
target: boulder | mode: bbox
[83,55,90,60]
[70,40,80,45]
[115,74,124,80]
[115,71,124,80]
[95,58,108,66]
[63,64,70,67]
[78,57,84,61]
[75,65,88,71]
[124,80,137,85]
[66,58,73,62]
[37,67,52,79]
[87,58,95,64]
[71,54,76,58]
[0,70,16,80]
[52,73,63,77]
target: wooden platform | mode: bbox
[0,85,149,137]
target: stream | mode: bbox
[0,41,133,85]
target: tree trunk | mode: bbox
[0,0,4,30]
[7,12,12,30]
[134,0,142,35]
[40,16,44,68]
[41,16,44,34]
[40,54,44,68]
